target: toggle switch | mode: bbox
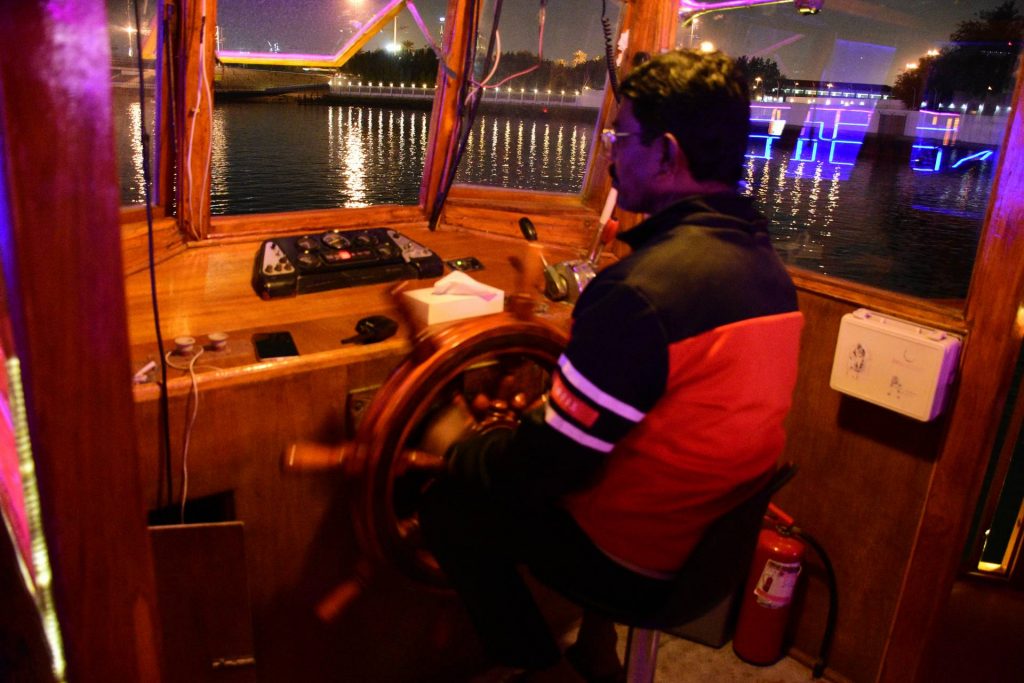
[207,332,229,351]
[173,336,197,355]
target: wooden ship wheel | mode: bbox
[286,251,568,590]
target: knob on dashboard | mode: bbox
[296,236,319,251]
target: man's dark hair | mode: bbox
[620,49,750,185]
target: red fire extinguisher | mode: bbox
[732,504,837,678]
[733,504,805,665]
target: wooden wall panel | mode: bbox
[0,2,161,680]
[440,194,600,248]
[775,288,944,682]
[121,217,187,276]
[132,353,494,681]
[881,53,1024,683]
[150,523,255,683]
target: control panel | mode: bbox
[252,227,444,299]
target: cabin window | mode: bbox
[108,0,158,207]
[451,0,620,194]
[973,350,1024,581]
[209,0,446,214]
[680,1,1022,301]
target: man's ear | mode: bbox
[659,132,688,173]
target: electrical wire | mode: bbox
[161,4,179,216]
[133,0,175,508]
[185,0,210,239]
[465,31,503,105]
[601,0,620,102]
[475,3,546,93]
[428,0,502,229]
[165,348,205,524]
[428,0,556,230]
[406,1,457,79]
[791,526,838,679]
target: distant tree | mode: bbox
[344,48,606,96]
[343,47,439,85]
[735,56,785,96]
[892,56,937,109]
[922,0,1023,106]
[572,50,589,67]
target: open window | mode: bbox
[450,0,621,195]
[107,0,159,209]
[211,0,448,214]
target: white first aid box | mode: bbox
[829,309,961,422]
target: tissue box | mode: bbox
[403,287,505,325]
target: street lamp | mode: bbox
[386,17,401,53]
[123,25,137,58]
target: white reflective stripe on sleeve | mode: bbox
[558,355,645,423]
[545,405,615,453]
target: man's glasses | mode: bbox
[600,128,638,147]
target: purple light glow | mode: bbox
[680,0,790,13]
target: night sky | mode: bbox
[108,1,1014,85]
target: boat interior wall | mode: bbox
[0,2,162,680]
[773,288,945,682]
[882,64,1024,683]
[149,523,256,683]
[919,577,1024,682]
[6,0,1024,681]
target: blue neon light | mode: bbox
[951,150,994,169]
[793,138,819,162]
[911,204,983,219]
[745,134,776,160]
[828,140,861,166]
[911,145,943,172]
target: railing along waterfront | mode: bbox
[327,80,602,108]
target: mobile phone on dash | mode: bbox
[446,256,484,272]
[253,331,300,360]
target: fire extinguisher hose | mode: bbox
[790,527,838,679]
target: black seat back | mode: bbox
[637,462,797,629]
[541,463,796,631]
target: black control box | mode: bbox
[252,227,444,299]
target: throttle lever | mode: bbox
[517,216,569,301]
[518,216,538,242]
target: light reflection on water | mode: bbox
[748,149,990,298]
[113,99,995,299]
